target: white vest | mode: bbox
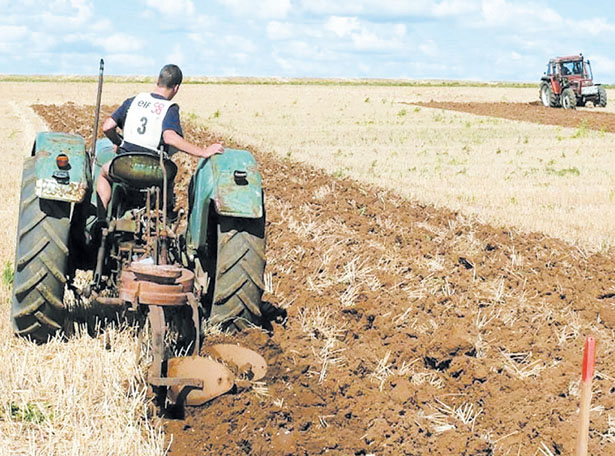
[123,93,174,151]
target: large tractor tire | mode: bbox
[597,86,607,107]
[561,88,576,110]
[540,82,558,108]
[204,210,266,331]
[12,158,70,343]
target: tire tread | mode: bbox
[207,214,266,329]
[11,157,69,342]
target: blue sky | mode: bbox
[1,0,614,82]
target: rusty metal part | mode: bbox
[94,296,124,306]
[115,218,137,232]
[130,263,183,284]
[35,178,88,203]
[160,150,168,233]
[171,208,184,234]
[187,293,200,355]
[133,262,208,407]
[147,306,205,397]
[166,356,235,406]
[154,187,160,263]
[159,235,168,265]
[148,305,165,381]
[119,267,194,306]
[93,227,109,287]
[193,258,209,294]
[204,344,268,381]
[160,150,169,266]
[146,190,151,246]
[116,263,267,409]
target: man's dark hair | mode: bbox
[158,64,183,88]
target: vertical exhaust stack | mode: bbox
[90,58,104,169]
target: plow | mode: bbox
[11,60,273,409]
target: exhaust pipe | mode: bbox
[90,58,104,169]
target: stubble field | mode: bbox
[1,80,615,455]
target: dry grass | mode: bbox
[0,99,165,455]
[176,84,615,251]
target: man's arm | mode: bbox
[102,117,123,146]
[162,129,223,158]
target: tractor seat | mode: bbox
[109,152,178,189]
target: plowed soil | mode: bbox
[414,101,615,132]
[33,103,615,455]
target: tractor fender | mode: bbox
[32,132,90,203]
[187,149,263,252]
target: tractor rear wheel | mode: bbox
[561,88,576,110]
[12,158,70,342]
[598,86,607,107]
[540,82,557,107]
[204,210,266,331]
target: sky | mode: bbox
[1,0,614,83]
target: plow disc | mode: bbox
[167,345,267,406]
[205,344,268,381]
[118,262,268,407]
[167,356,235,406]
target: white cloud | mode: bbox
[393,24,406,37]
[99,33,144,53]
[574,18,615,37]
[0,25,57,54]
[267,21,294,40]
[321,16,409,53]
[39,0,94,28]
[351,28,396,51]
[479,0,560,30]
[324,16,360,38]
[419,40,438,57]
[106,53,156,71]
[301,0,479,18]
[166,44,185,67]
[145,0,195,16]
[62,32,144,53]
[0,25,29,41]
[590,55,615,77]
[142,0,212,32]
[217,0,291,19]
[433,0,479,16]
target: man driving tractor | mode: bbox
[97,64,224,214]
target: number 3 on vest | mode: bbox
[137,116,148,134]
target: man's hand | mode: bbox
[163,130,224,159]
[204,143,224,158]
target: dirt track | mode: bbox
[33,103,615,455]
[414,101,615,132]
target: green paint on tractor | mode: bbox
[33,132,89,203]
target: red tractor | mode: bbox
[539,54,607,109]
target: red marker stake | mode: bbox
[575,336,596,456]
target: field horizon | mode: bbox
[0,74,556,87]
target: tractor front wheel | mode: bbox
[203,210,266,331]
[561,88,576,110]
[597,86,607,107]
[12,158,70,342]
[540,83,557,108]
